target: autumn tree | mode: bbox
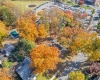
[30,44,60,74]
[83,37,100,62]
[38,24,48,38]
[22,10,37,23]
[38,7,66,36]
[90,62,100,76]
[4,1,21,18]
[0,21,7,46]
[58,27,86,48]
[0,68,13,80]
[78,0,84,6]
[17,16,38,41]
[64,10,74,27]
[57,27,97,56]
[73,12,88,27]
[71,31,96,55]
[68,71,85,80]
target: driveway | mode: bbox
[58,53,88,80]
[0,53,6,61]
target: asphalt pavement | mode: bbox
[58,53,87,80]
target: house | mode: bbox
[1,43,15,57]
[16,58,36,80]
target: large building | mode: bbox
[85,0,100,5]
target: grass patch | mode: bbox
[3,60,13,68]
[81,5,94,10]
[54,77,57,80]
[37,74,49,80]
[12,1,48,12]
[66,0,78,6]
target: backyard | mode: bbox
[2,60,13,68]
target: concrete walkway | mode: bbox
[58,53,87,80]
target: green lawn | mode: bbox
[12,1,48,12]
[37,74,49,80]
[81,5,94,10]
[65,0,93,10]
[3,60,13,68]
[66,0,78,6]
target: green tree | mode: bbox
[97,22,100,29]
[0,6,16,26]
[13,39,35,61]
[68,71,85,80]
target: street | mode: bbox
[58,53,88,80]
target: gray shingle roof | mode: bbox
[1,44,15,56]
[16,58,35,80]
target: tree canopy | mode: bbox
[0,68,13,80]
[68,71,85,80]
[30,44,61,74]
[13,39,36,61]
[0,21,7,46]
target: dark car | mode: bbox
[93,17,98,21]
[53,44,63,50]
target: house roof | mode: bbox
[16,58,34,80]
[1,44,15,56]
[3,44,15,52]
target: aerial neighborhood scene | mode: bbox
[0,0,100,80]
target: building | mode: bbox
[16,58,36,80]
[85,0,100,5]
[1,43,15,57]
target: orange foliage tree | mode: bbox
[38,24,48,38]
[17,16,38,41]
[58,27,93,55]
[30,44,60,74]
[0,68,13,80]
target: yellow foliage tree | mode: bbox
[30,44,61,74]
[0,68,13,80]
[0,21,7,46]
[68,71,85,80]
[38,24,47,38]
[71,31,96,54]
[84,37,100,62]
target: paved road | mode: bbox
[34,1,54,14]
[58,53,87,80]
